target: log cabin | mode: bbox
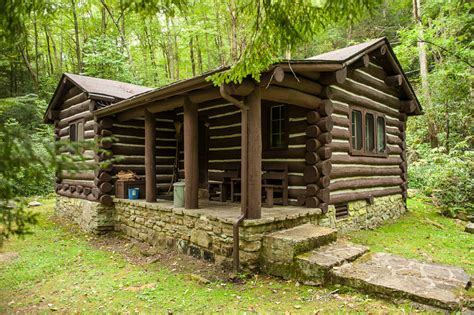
[45,38,422,267]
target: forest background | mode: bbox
[0,0,472,234]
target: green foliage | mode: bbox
[408,143,474,215]
[83,36,134,83]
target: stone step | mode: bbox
[295,241,369,283]
[331,252,472,310]
[261,224,337,278]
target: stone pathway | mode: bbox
[332,252,472,310]
[261,223,472,310]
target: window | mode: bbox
[365,113,375,152]
[270,105,287,149]
[351,110,362,151]
[350,107,387,156]
[69,120,84,142]
[377,117,386,153]
[69,124,77,142]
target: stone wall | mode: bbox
[55,196,114,234]
[55,194,405,269]
[113,199,321,270]
[320,194,406,232]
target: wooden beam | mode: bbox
[269,74,323,95]
[351,54,370,69]
[184,99,199,209]
[279,63,343,72]
[144,109,157,202]
[319,67,347,85]
[384,74,403,87]
[261,85,321,109]
[400,100,416,113]
[246,88,262,219]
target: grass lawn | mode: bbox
[345,197,473,275]
[0,197,471,313]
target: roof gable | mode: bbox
[44,73,152,123]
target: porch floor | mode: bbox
[114,197,322,226]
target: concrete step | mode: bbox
[261,224,337,278]
[331,252,472,310]
[295,241,369,283]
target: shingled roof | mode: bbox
[44,73,152,122]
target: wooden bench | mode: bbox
[262,164,288,207]
[208,165,240,202]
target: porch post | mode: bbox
[184,99,199,209]
[144,109,157,202]
[246,88,262,219]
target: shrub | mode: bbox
[408,142,474,216]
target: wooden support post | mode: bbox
[144,109,157,202]
[246,88,262,219]
[184,99,199,209]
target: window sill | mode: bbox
[349,150,388,158]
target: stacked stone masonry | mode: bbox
[55,194,406,269]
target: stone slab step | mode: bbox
[331,252,472,310]
[262,224,337,264]
[295,241,369,282]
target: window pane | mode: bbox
[270,105,286,148]
[351,110,362,150]
[77,122,84,141]
[377,117,386,153]
[69,124,76,142]
[365,113,375,151]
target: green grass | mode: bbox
[0,197,471,313]
[346,197,474,275]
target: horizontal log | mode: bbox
[97,172,112,182]
[62,86,82,101]
[317,146,332,160]
[263,148,305,159]
[331,154,402,165]
[297,194,306,206]
[384,74,403,87]
[330,177,403,192]
[305,196,319,208]
[317,160,332,176]
[306,111,320,124]
[351,54,369,69]
[336,79,400,109]
[331,166,402,179]
[362,64,387,81]
[279,63,343,72]
[271,74,322,95]
[303,166,319,184]
[60,171,95,180]
[112,165,175,175]
[59,99,93,120]
[319,67,347,85]
[332,127,350,140]
[316,188,330,203]
[306,138,321,152]
[330,187,402,204]
[305,151,320,165]
[61,179,95,187]
[350,70,399,98]
[317,132,332,145]
[319,175,330,188]
[62,92,88,109]
[330,86,400,118]
[318,100,333,117]
[332,102,348,116]
[112,144,175,156]
[289,188,305,199]
[261,86,321,109]
[306,184,319,196]
[317,116,333,132]
[100,194,114,206]
[57,111,94,129]
[400,100,416,113]
[306,125,321,138]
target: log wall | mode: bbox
[327,62,407,205]
[110,111,178,193]
[55,86,99,203]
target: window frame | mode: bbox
[349,106,387,157]
[69,118,85,143]
[265,104,289,150]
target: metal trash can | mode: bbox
[173,181,185,207]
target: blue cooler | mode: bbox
[128,187,140,200]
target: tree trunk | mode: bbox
[189,35,196,77]
[413,0,437,147]
[33,13,39,82]
[71,0,82,73]
[45,26,54,75]
[18,44,39,94]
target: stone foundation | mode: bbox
[55,194,406,269]
[113,199,321,270]
[320,194,406,232]
[55,196,114,234]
